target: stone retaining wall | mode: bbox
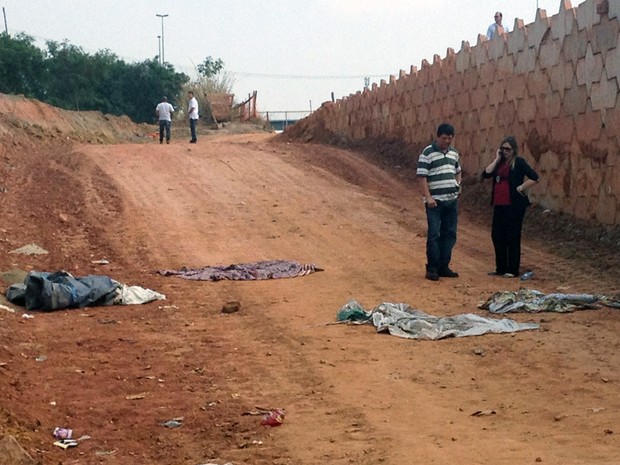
[289,0,620,225]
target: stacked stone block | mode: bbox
[291,0,619,225]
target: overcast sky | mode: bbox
[2,0,586,114]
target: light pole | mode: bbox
[157,35,161,64]
[156,14,168,64]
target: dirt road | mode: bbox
[0,131,619,465]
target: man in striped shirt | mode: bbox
[416,123,462,281]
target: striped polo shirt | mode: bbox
[416,142,461,201]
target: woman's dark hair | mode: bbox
[501,136,519,155]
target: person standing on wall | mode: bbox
[155,96,174,144]
[486,11,510,39]
[482,136,539,278]
[417,123,462,281]
[187,91,199,143]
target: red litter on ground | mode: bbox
[260,409,285,426]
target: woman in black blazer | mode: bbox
[482,136,539,277]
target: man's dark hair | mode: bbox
[437,123,455,137]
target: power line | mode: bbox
[230,71,388,80]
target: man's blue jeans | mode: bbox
[159,120,171,142]
[425,199,458,272]
[189,118,197,141]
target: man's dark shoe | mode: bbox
[189,139,197,143]
[438,267,459,278]
[425,269,440,281]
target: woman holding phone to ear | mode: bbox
[482,136,539,278]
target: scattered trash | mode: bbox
[520,271,534,281]
[95,449,117,456]
[473,348,485,356]
[260,409,285,426]
[159,304,179,310]
[471,409,496,416]
[162,418,184,428]
[35,355,47,362]
[91,259,110,265]
[587,407,605,413]
[125,392,148,400]
[53,439,78,449]
[221,301,241,314]
[0,304,15,313]
[21,314,34,319]
[9,244,49,255]
[53,427,73,440]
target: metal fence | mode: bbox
[261,110,312,131]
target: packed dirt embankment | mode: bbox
[0,94,619,465]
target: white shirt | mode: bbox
[188,97,199,120]
[155,102,174,122]
[487,22,510,39]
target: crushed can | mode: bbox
[53,427,73,440]
[260,409,285,427]
[520,271,534,281]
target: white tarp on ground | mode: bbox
[479,289,620,314]
[337,300,539,340]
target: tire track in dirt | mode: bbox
[65,133,620,464]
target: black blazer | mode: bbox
[482,156,539,209]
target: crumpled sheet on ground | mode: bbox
[5,271,165,311]
[479,289,620,314]
[158,259,322,281]
[337,300,539,340]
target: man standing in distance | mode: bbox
[187,91,199,143]
[416,123,462,281]
[155,96,174,144]
[486,11,510,39]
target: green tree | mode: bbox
[0,34,190,123]
[0,33,46,98]
[196,56,224,78]
[44,40,99,110]
[187,56,235,123]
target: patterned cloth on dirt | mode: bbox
[158,260,322,281]
[337,300,539,340]
[479,289,620,314]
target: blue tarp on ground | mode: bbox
[5,271,165,311]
